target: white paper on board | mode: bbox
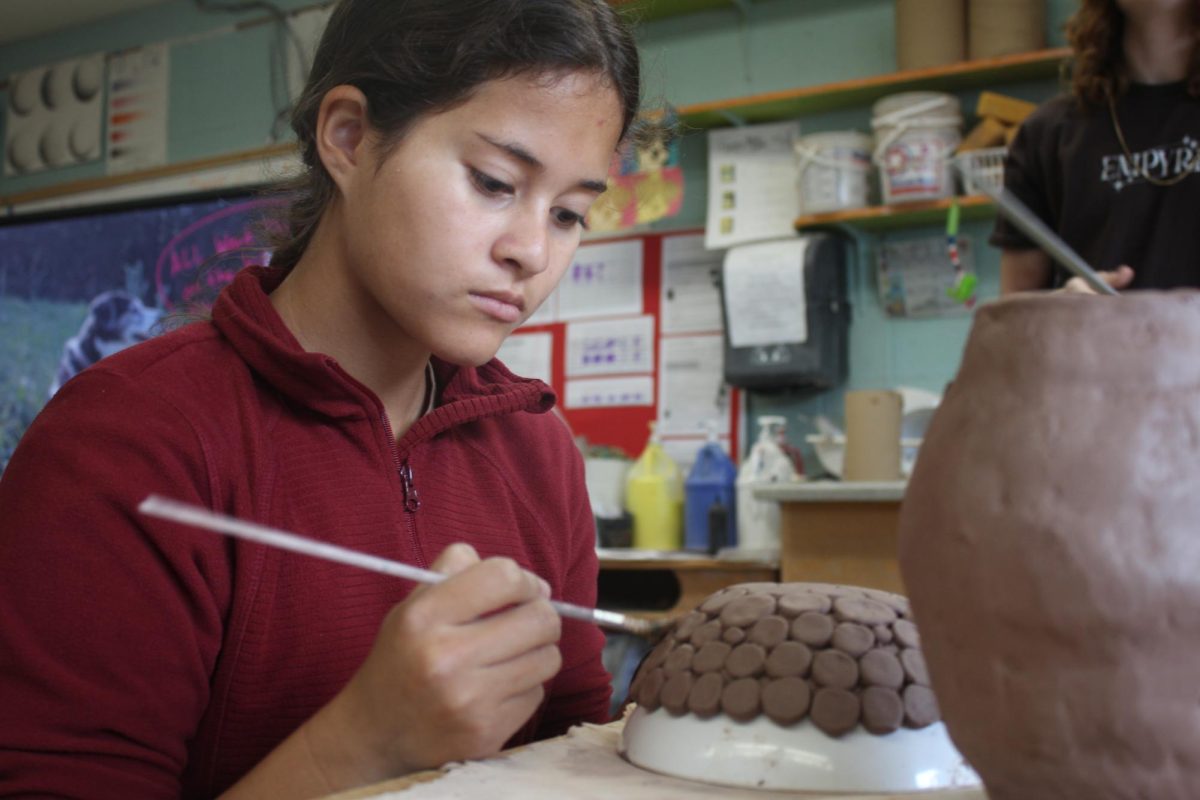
[705,121,802,250]
[657,334,731,438]
[496,332,553,385]
[557,239,643,320]
[564,376,654,409]
[565,315,655,377]
[660,233,725,334]
[722,239,808,348]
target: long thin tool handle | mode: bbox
[977,182,1119,296]
[138,495,643,634]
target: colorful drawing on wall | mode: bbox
[587,110,684,233]
[0,194,283,471]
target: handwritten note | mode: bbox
[557,239,643,320]
[705,121,803,249]
[565,316,655,377]
[661,233,725,334]
[658,334,730,437]
[723,239,809,348]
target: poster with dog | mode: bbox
[0,194,283,471]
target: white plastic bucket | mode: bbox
[793,131,874,215]
[871,92,962,204]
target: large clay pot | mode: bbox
[898,293,1200,799]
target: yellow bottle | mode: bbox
[624,422,683,551]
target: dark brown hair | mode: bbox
[1066,0,1200,108]
[269,0,642,270]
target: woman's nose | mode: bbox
[493,204,550,275]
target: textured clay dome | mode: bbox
[628,581,939,736]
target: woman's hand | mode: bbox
[1062,265,1135,294]
[220,544,562,798]
[332,543,563,777]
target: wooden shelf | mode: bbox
[793,194,996,232]
[678,47,1070,128]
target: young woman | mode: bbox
[994,0,1200,293]
[0,1,641,797]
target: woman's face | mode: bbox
[335,70,623,367]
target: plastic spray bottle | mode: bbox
[736,415,797,554]
[624,422,683,551]
[683,424,738,553]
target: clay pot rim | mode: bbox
[963,290,1200,389]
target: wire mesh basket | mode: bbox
[955,147,1006,195]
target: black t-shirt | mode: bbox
[990,82,1200,289]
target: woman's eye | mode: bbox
[554,208,589,231]
[470,168,513,197]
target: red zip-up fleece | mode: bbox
[0,266,610,798]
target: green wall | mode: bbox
[632,0,1078,459]
[0,0,1082,464]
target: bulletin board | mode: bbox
[501,228,742,464]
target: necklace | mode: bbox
[1106,87,1200,186]
[421,360,436,416]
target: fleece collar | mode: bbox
[209,267,555,438]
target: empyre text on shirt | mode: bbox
[1100,136,1200,190]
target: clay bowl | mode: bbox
[618,581,980,792]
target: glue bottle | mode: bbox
[736,415,797,554]
[684,424,738,553]
[625,422,683,551]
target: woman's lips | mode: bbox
[470,291,524,323]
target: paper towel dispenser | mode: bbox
[718,232,850,391]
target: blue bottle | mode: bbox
[684,428,738,553]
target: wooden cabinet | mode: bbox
[754,482,906,594]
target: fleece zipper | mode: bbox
[379,411,426,569]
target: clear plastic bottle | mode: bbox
[624,422,683,551]
[735,415,798,555]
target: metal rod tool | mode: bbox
[972,177,1119,296]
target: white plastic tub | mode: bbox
[872,92,962,204]
[794,130,874,214]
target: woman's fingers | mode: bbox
[461,597,563,668]
[1063,265,1135,294]
[430,542,480,576]
[484,639,564,692]
[409,554,550,627]
[1107,265,1135,288]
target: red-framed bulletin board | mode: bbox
[509,228,741,463]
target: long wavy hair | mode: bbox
[1066,0,1200,108]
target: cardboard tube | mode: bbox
[968,0,1045,60]
[895,0,966,71]
[843,390,904,481]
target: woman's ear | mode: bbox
[315,85,372,191]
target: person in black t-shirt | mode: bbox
[992,0,1200,294]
